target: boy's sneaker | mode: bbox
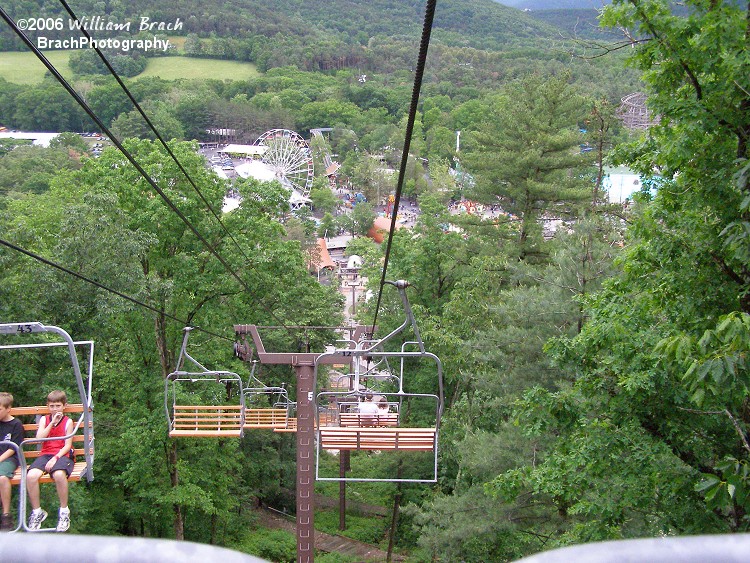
[28,509,47,531]
[0,513,12,531]
[56,510,70,532]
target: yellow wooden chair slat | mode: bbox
[319,427,436,451]
[169,405,243,437]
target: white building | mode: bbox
[230,160,311,211]
[235,160,276,182]
[603,166,644,203]
[0,131,59,147]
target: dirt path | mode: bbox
[313,493,388,516]
[255,506,405,562]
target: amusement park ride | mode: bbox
[1,279,443,562]
[254,129,315,198]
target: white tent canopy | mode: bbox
[235,160,277,181]
[221,144,267,157]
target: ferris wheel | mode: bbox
[255,129,314,196]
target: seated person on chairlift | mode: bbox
[0,392,24,531]
[377,396,390,414]
[358,393,380,426]
[27,390,74,533]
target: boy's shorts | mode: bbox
[29,454,73,477]
[0,459,18,478]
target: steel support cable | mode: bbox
[55,0,252,268]
[0,7,295,333]
[370,0,437,333]
[0,237,231,342]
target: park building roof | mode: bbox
[235,160,276,181]
[325,162,341,176]
[309,238,336,273]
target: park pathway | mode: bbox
[255,504,405,562]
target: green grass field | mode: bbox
[138,56,259,81]
[0,51,75,85]
[0,50,259,84]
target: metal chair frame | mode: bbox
[165,327,246,437]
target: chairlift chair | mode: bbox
[242,358,295,431]
[165,328,245,438]
[0,322,96,532]
[313,281,444,483]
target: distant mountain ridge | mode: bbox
[1,0,641,96]
[1,0,562,52]
[492,0,609,9]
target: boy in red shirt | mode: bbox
[26,390,74,532]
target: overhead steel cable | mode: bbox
[370,0,437,333]
[0,6,295,332]
[55,0,253,267]
[0,237,232,343]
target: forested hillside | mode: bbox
[1,0,749,561]
[492,0,608,9]
[0,0,640,137]
[1,0,560,50]
[0,0,617,77]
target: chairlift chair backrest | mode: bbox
[242,358,295,431]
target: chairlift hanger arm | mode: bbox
[0,322,91,412]
[359,280,425,355]
[174,326,211,372]
[243,359,262,388]
[312,280,421,367]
